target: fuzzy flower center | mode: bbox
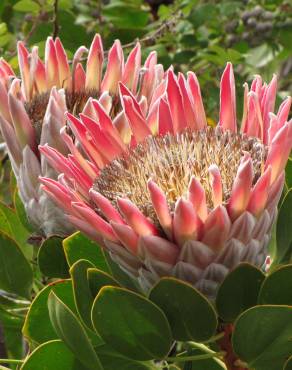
[94,127,267,219]
[25,89,101,140]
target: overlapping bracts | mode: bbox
[0,35,163,235]
[40,63,291,297]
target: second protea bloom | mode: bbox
[40,64,291,297]
[0,34,163,235]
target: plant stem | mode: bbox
[0,359,23,364]
[165,351,225,363]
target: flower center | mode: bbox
[25,89,100,141]
[94,127,267,220]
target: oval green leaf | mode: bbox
[87,268,120,297]
[259,264,292,305]
[0,232,33,299]
[233,305,292,370]
[63,232,110,273]
[21,339,87,370]
[70,259,95,329]
[38,236,69,278]
[23,280,76,344]
[276,189,292,263]
[216,263,265,322]
[149,277,217,342]
[91,286,172,360]
[48,291,103,370]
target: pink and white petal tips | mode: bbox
[247,166,272,218]
[101,40,123,95]
[261,74,277,144]
[74,63,86,91]
[91,98,126,150]
[227,154,253,221]
[66,112,118,165]
[89,189,124,224]
[85,34,104,91]
[265,120,292,183]
[55,37,71,89]
[0,115,22,168]
[45,37,60,89]
[68,216,105,245]
[110,222,139,255]
[122,42,141,93]
[173,198,203,247]
[147,180,172,239]
[178,73,196,130]
[139,51,158,102]
[122,95,151,142]
[219,62,237,132]
[98,91,112,114]
[0,80,11,122]
[166,69,187,134]
[277,96,291,126]
[39,177,76,215]
[30,47,47,95]
[71,201,118,242]
[241,92,264,140]
[8,87,37,152]
[138,235,179,265]
[187,71,207,129]
[59,127,98,180]
[17,41,31,100]
[117,197,159,237]
[158,97,173,136]
[187,176,208,222]
[202,205,231,250]
[0,58,14,78]
[71,46,88,91]
[208,165,222,208]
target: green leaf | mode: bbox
[70,259,95,329]
[216,263,265,322]
[276,189,292,263]
[87,268,120,297]
[48,291,103,370]
[23,280,76,344]
[13,0,40,13]
[0,306,23,359]
[232,305,292,370]
[0,232,32,299]
[149,277,217,342]
[284,356,292,370]
[0,201,31,257]
[91,286,172,361]
[285,159,292,189]
[63,232,110,273]
[38,236,69,279]
[21,339,86,370]
[96,345,159,370]
[258,264,292,305]
[63,232,138,291]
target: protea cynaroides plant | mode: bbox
[0,35,164,236]
[40,63,291,297]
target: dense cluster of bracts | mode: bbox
[0,35,291,296]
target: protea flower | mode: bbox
[40,63,291,297]
[0,34,163,236]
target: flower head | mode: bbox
[0,35,163,235]
[40,63,291,297]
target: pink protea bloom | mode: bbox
[0,35,163,236]
[40,63,291,297]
